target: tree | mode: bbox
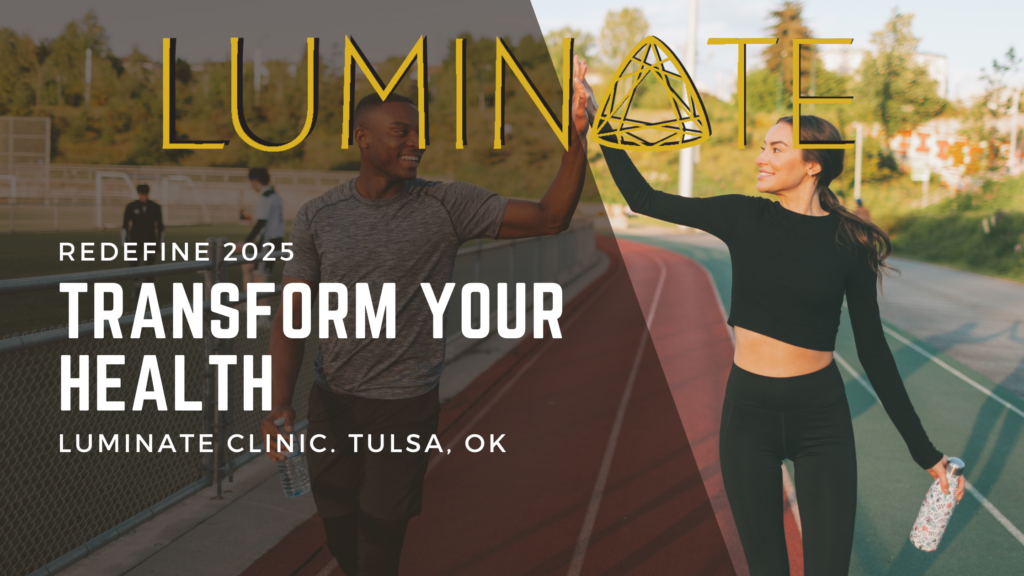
[0,29,38,115]
[962,47,1020,170]
[763,1,813,104]
[544,26,595,83]
[599,8,650,101]
[853,10,945,140]
[600,8,649,69]
[45,10,110,106]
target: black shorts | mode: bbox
[255,237,283,275]
[306,383,441,521]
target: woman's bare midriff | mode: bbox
[733,326,834,377]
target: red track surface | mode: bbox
[240,236,804,576]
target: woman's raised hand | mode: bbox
[572,56,598,139]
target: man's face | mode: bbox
[137,193,148,203]
[355,102,423,180]
[249,179,264,193]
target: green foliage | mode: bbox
[762,1,813,102]
[961,47,1020,171]
[41,10,109,107]
[544,26,596,84]
[599,8,649,69]
[174,58,193,85]
[67,109,94,142]
[853,10,946,140]
[746,67,787,114]
[0,28,39,115]
[852,137,901,182]
[125,93,193,166]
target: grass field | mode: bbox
[0,223,287,337]
[889,174,1024,283]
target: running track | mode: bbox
[238,236,781,576]
[241,232,1024,575]
[625,232,1024,576]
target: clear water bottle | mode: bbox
[273,417,311,498]
[910,457,965,552]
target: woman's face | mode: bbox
[754,122,820,195]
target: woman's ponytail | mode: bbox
[777,115,897,278]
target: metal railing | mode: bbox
[2,218,597,576]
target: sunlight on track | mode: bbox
[781,465,802,535]
[834,350,1024,549]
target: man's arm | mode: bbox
[496,134,588,239]
[246,194,269,243]
[259,274,309,461]
[496,56,592,239]
[244,220,266,244]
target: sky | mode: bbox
[531,0,1023,101]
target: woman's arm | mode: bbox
[846,252,944,470]
[577,68,748,240]
[599,138,749,240]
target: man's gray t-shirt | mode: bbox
[283,177,509,399]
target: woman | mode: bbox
[574,62,963,575]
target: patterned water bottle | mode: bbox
[910,457,965,551]
[273,418,311,498]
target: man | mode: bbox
[121,183,164,300]
[241,167,286,287]
[261,57,593,575]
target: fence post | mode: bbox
[474,239,482,283]
[214,238,229,497]
[202,237,228,496]
[508,238,515,284]
[217,237,236,487]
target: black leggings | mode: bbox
[719,360,857,576]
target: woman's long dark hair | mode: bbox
[777,115,895,278]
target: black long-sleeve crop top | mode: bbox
[601,144,944,470]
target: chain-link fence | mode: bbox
[0,163,446,233]
[1,218,597,576]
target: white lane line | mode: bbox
[315,558,338,576]
[881,325,1024,420]
[839,301,1024,419]
[834,352,878,401]
[780,464,802,535]
[965,479,1024,547]
[567,256,667,576]
[693,257,735,346]
[428,260,624,474]
[834,352,1024,548]
[676,252,753,576]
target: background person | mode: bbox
[242,167,285,287]
[576,67,961,575]
[121,183,164,300]
[260,58,592,576]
